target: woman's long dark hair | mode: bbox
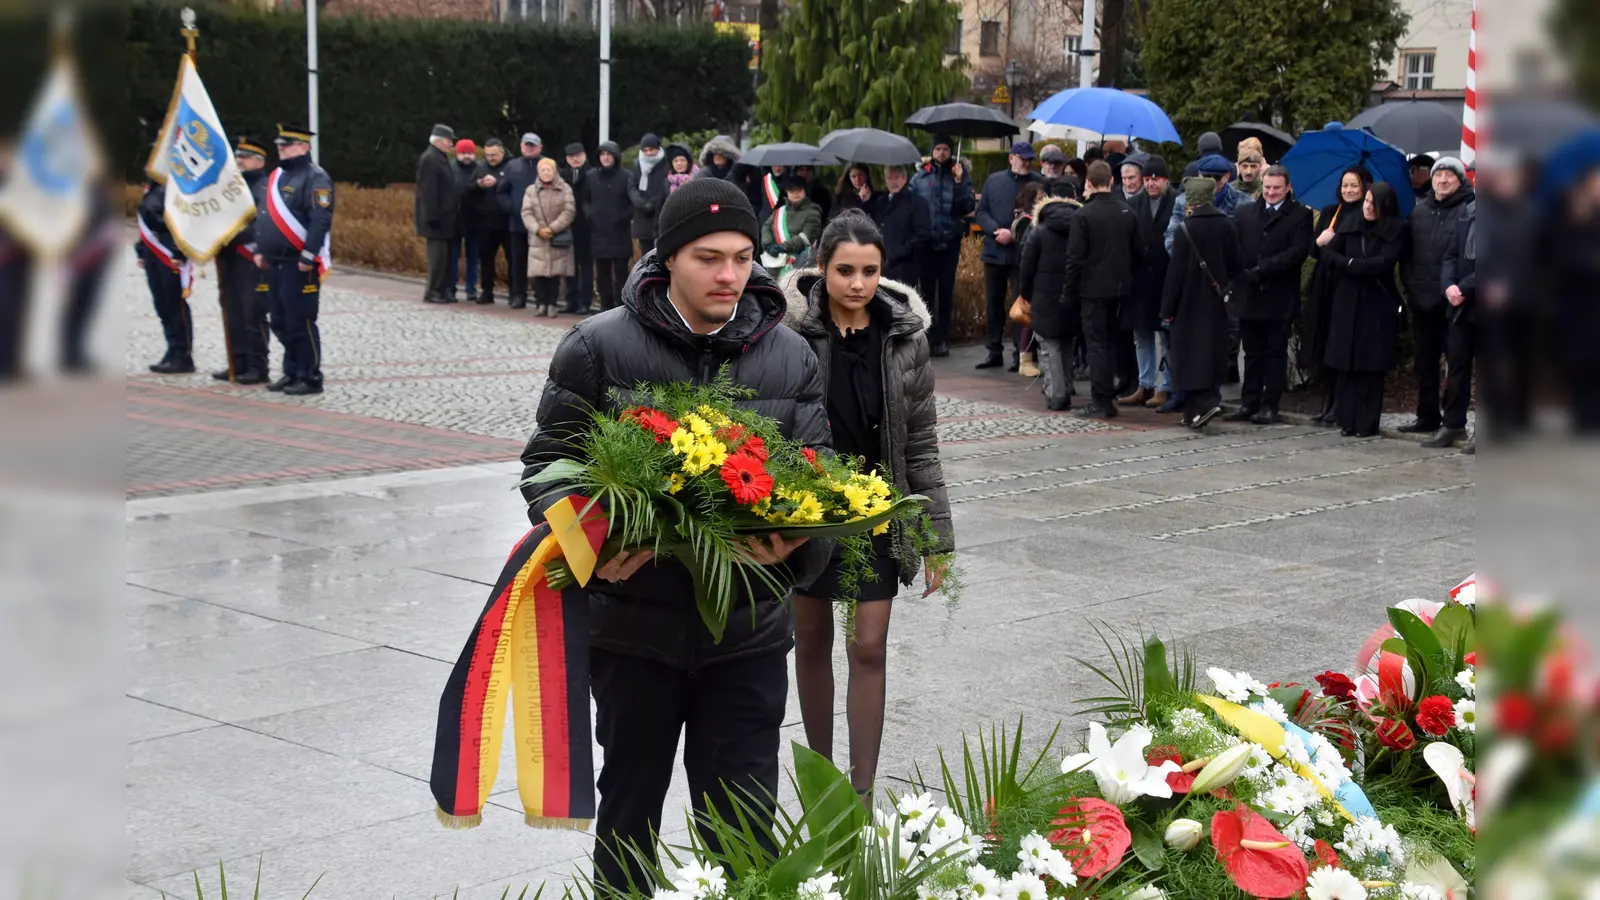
[835,163,877,196]
[1367,181,1402,220]
[1341,165,1374,200]
[1014,182,1044,216]
[816,208,885,270]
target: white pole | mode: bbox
[598,0,612,144]
[1077,0,1096,158]
[307,0,320,164]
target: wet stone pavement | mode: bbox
[125,248,1475,899]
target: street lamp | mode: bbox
[1003,58,1023,119]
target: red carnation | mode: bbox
[718,423,750,445]
[1211,805,1308,899]
[625,407,679,443]
[1464,651,1478,666]
[1147,745,1195,793]
[801,446,822,472]
[1313,840,1341,871]
[738,436,769,462]
[1375,717,1417,751]
[1316,671,1358,704]
[1048,798,1130,879]
[1416,695,1457,736]
[720,453,774,506]
[1497,691,1537,735]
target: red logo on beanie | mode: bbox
[710,204,720,212]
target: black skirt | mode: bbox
[803,533,903,603]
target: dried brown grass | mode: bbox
[335,184,430,278]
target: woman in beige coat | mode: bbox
[520,157,577,317]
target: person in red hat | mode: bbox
[449,138,482,301]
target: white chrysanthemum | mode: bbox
[671,860,727,899]
[800,873,843,900]
[1017,832,1053,866]
[1455,667,1475,697]
[897,836,921,869]
[1246,675,1271,696]
[653,890,693,900]
[1207,667,1252,702]
[1315,807,1337,827]
[1454,699,1476,732]
[1260,697,1290,723]
[1398,883,1444,900]
[1264,782,1316,817]
[1169,707,1210,735]
[1242,743,1275,776]
[916,885,956,900]
[1000,872,1049,900]
[1334,818,1406,866]
[898,792,937,836]
[930,807,966,836]
[1305,866,1368,900]
[964,865,1003,900]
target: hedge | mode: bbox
[122,0,756,186]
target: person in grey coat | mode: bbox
[415,124,461,303]
[974,142,1045,369]
[778,208,953,801]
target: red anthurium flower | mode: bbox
[738,436,769,462]
[1316,671,1358,704]
[1211,805,1309,898]
[1048,797,1131,879]
[719,454,774,505]
[1313,839,1341,870]
[1147,745,1195,793]
[1375,717,1417,751]
[1497,692,1537,735]
[1416,695,1457,737]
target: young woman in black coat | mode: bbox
[1303,165,1373,423]
[1317,182,1407,437]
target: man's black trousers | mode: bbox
[1239,317,1291,410]
[590,647,786,894]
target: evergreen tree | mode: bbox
[756,0,969,144]
[1141,0,1407,140]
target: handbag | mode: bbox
[1180,223,1239,317]
[549,229,574,249]
[1009,296,1032,327]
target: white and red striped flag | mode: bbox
[1461,1,1477,168]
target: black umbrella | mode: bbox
[1486,95,1599,159]
[905,102,1021,139]
[817,128,923,166]
[740,142,839,168]
[1219,121,1295,163]
[1345,102,1463,154]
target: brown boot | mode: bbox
[1144,390,1170,409]
[1118,386,1150,406]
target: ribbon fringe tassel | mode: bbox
[526,815,592,832]
[436,807,484,830]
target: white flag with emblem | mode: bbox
[0,50,104,257]
[145,54,256,263]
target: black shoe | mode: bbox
[1047,399,1072,412]
[1075,403,1117,420]
[266,375,296,392]
[283,380,323,396]
[1397,419,1439,434]
[476,293,495,305]
[1340,428,1357,437]
[1006,360,1020,373]
[425,294,457,304]
[233,370,269,385]
[149,358,195,374]
[975,355,1004,370]
[1355,428,1379,438]
[508,297,527,309]
[931,342,950,358]
[1250,407,1281,425]
[211,368,233,381]
[1421,427,1466,448]
[1192,405,1223,429]
[1223,406,1259,422]
[1461,439,1476,455]
[1313,394,1336,424]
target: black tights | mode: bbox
[792,595,893,794]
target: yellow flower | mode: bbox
[683,413,713,437]
[665,473,686,494]
[841,483,874,517]
[696,406,733,429]
[791,492,825,524]
[681,445,716,476]
[669,428,695,456]
[699,437,729,468]
[872,521,891,536]
[751,496,772,517]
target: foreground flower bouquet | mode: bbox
[520,378,950,638]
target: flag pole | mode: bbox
[181,7,236,384]
[1460,0,1477,175]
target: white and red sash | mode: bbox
[266,169,332,278]
[138,215,194,296]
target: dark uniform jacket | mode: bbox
[1064,192,1145,302]
[136,181,185,262]
[414,145,460,241]
[1232,196,1314,321]
[226,168,270,256]
[254,155,334,267]
[517,252,832,671]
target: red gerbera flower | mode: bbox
[1375,717,1417,751]
[1147,745,1195,794]
[1211,805,1308,899]
[1316,671,1358,704]
[1313,839,1341,871]
[1415,695,1457,736]
[738,436,769,462]
[1497,691,1537,735]
[718,423,749,445]
[624,407,679,442]
[719,453,774,505]
[1047,797,1130,879]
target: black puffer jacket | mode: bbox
[517,253,833,671]
[1015,196,1081,340]
[778,269,955,582]
[1403,186,1475,312]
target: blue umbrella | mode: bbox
[1282,122,1414,216]
[1028,87,1182,144]
[1537,126,1600,215]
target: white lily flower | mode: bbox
[1189,741,1256,795]
[1164,818,1202,851]
[1060,722,1180,804]
[1305,866,1368,900]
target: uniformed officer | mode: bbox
[215,135,272,384]
[253,124,333,396]
[136,178,195,374]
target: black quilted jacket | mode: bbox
[517,252,833,670]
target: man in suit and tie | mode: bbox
[1226,165,1313,424]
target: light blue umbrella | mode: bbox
[1028,87,1182,145]
[1282,122,1413,216]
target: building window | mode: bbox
[1064,34,1081,81]
[979,19,1001,57]
[1401,50,1435,90]
[946,18,962,55]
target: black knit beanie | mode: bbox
[653,178,760,260]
